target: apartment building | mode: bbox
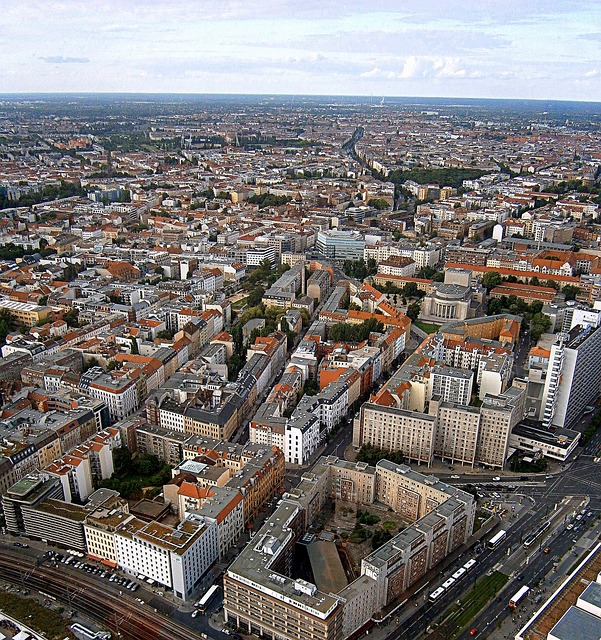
[355,403,436,466]
[134,421,186,466]
[355,379,526,469]
[306,268,333,303]
[80,367,139,422]
[262,263,305,309]
[540,325,601,428]
[184,486,244,559]
[476,386,525,468]
[178,437,285,528]
[44,427,121,502]
[433,401,480,466]
[85,499,133,566]
[223,457,475,640]
[428,366,474,406]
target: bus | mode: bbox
[509,585,530,609]
[488,530,507,549]
[452,567,467,581]
[442,577,456,590]
[463,559,477,572]
[523,522,550,548]
[196,584,220,612]
[429,587,445,602]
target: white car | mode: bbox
[192,610,199,618]
[450,475,460,479]
[493,476,501,481]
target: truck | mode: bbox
[509,585,530,609]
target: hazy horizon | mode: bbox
[0,92,600,106]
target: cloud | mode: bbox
[584,69,599,78]
[362,57,477,80]
[41,56,89,64]
[578,32,601,42]
[400,56,468,79]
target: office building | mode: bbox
[316,230,365,261]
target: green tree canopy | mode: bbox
[406,302,421,322]
[562,285,580,301]
[482,271,502,292]
[328,318,385,342]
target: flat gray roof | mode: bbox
[579,581,601,611]
[549,606,601,640]
[307,540,348,595]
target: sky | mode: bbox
[1,0,601,101]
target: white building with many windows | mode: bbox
[115,514,218,601]
[80,368,139,423]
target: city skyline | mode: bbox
[2,0,601,101]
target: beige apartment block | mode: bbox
[355,403,436,466]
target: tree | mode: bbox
[303,379,320,396]
[562,285,580,301]
[367,198,390,210]
[62,263,81,282]
[113,447,133,475]
[406,302,421,322]
[63,308,79,328]
[228,353,246,381]
[487,297,504,315]
[130,337,139,355]
[156,329,174,340]
[530,312,551,342]
[247,285,265,307]
[342,259,367,280]
[482,271,502,292]
[328,318,384,342]
[356,445,405,466]
[401,282,421,299]
[417,266,437,279]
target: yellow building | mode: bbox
[0,299,51,327]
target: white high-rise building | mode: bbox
[540,325,601,428]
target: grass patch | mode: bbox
[232,296,249,310]
[435,570,509,639]
[382,521,397,531]
[414,320,441,335]
[0,589,75,639]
